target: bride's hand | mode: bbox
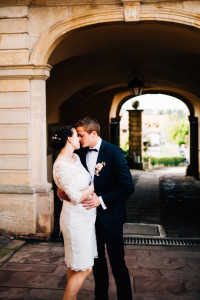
[82,192,101,210]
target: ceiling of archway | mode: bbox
[47,21,200,121]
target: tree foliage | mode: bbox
[166,118,189,146]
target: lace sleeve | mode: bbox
[53,162,82,205]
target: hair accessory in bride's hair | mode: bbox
[52,134,61,140]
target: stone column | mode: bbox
[128,109,143,169]
[187,116,199,179]
[0,64,54,238]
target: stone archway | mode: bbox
[30,5,200,65]
[110,91,198,177]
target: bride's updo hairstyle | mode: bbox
[51,125,74,150]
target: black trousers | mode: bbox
[93,219,132,300]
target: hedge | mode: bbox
[150,156,184,166]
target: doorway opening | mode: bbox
[119,93,190,176]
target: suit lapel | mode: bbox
[94,140,106,184]
[96,139,106,164]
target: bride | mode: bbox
[52,125,97,300]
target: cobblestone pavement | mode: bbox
[126,171,160,225]
[128,167,200,238]
[160,174,200,237]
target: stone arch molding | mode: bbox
[30,5,200,65]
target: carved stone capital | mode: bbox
[0,64,52,80]
[0,183,52,194]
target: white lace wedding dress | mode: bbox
[53,154,97,271]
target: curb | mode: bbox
[0,239,26,264]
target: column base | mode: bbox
[0,186,54,240]
[126,157,143,170]
[186,164,199,180]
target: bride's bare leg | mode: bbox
[67,269,77,299]
[67,268,73,281]
[62,268,91,300]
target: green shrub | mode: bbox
[150,156,184,166]
[143,156,149,162]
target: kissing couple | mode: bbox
[52,116,134,300]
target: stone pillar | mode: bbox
[128,109,143,169]
[187,116,199,179]
[0,64,54,239]
[110,117,120,146]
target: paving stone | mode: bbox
[125,249,151,256]
[150,250,200,259]
[137,256,191,270]
[0,287,29,299]
[0,251,13,263]
[162,246,200,252]
[0,270,66,289]
[186,259,200,270]
[82,273,118,292]
[19,245,50,253]
[0,262,56,273]
[25,288,65,300]
[6,240,26,250]
[9,251,64,265]
[125,245,166,251]
[132,295,196,300]
[126,173,160,225]
[134,277,200,295]
[49,246,64,253]
[161,269,200,279]
[129,268,162,277]
[125,256,138,268]
[78,291,117,300]
[53,264,68,274]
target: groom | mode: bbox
[60,116,134,300]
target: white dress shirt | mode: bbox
[86,138,107,210]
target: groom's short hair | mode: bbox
[75,116,100,136]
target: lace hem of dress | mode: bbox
[65,256,98,272]
[65,261,93,272]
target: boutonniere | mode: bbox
[95,162,106,176]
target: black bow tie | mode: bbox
[88,148,98,152]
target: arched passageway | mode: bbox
[45,20,200,236]
[46,21,200,181]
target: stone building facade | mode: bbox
[0,0,200,237]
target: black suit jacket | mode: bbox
[76,140,134,229]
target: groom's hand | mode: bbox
[82,193,101,210]
[57,188,70,202]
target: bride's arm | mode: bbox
[58,183,94,203]
[53,163,94,205]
